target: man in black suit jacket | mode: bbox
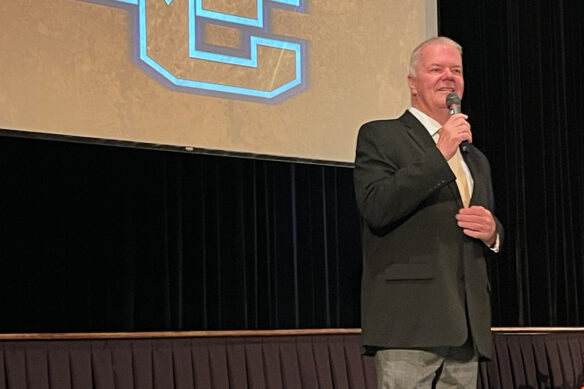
[353,37,504,388]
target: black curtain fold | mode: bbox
[0,136,362,332]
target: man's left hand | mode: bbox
[455,206,497,246]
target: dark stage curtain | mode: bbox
[1,1,584,334]
[0,136,361,332]
[438,0,584,326]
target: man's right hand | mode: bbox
[437,113,472,160]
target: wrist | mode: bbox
[486,233,497,248]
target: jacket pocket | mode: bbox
[384,263,434,281]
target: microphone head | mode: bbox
[446,92,461,108]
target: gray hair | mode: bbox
[409,37,463,76]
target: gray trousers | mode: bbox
[374,343,478,389]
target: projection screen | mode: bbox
[0,0,437,164]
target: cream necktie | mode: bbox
[447,150,470,208]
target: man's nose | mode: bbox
[442,69,456,79]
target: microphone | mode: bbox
[446,93,469,153]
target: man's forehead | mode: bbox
[419,45,462,64]
[427,61,463,68]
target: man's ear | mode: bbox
[407,74,417,96]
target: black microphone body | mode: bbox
[446,93,469,153]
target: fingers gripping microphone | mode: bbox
[446,93,469,153]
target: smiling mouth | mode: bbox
[438,88,456,92]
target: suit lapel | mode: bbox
[399,111,437,153]
[462,147,486,206]
[400,111,465,207]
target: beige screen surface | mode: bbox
[0,0,436,163]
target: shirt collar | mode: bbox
[408,107,442,142]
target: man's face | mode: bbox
[408,43,464,122]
